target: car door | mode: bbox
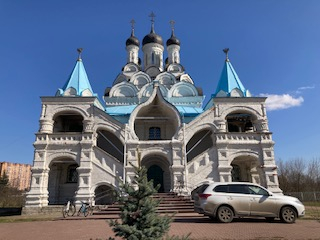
[226,184,250,216]
[247,185,277,217]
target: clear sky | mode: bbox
[0,0,319,165]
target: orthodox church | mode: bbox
[25,16,281,211]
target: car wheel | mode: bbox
[217,206,234,223]
[280,206,296,224]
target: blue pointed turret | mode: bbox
[56,48,95,97]
[213,48,251,98]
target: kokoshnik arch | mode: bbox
[24,15,281,212]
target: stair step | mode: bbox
[92,192,195,217]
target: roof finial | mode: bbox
[223,48,229,62]
[169,20,175,36]
[149,11,156,33]
[77,48,83,61]
[130,19,136,36]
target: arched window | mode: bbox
[149,127,161,140]
[151,53,155,65]
[67,164,78,183]
[53,114,83,132]
[226,113,254,133]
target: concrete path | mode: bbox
[0,214,320,240]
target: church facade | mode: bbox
[25,19,281,210]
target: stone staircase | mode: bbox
[93,192,195,218]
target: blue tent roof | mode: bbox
[57,59,95,96]
[214,60,248,97]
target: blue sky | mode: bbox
[0,0,319,165]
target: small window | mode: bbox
[67,165,78,183]
[149,127,161,140]
[214,185,228,193]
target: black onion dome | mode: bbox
[142,26,163,46]
[126,31,140,47]
[166,32,180,46]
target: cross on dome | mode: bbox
[223,48,229,62]
[77,48,83,61]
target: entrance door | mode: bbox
[147,165,164,192]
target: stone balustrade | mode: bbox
[215,132,272,143]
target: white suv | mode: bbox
[193,182,305,223]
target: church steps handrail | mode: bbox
[93,146,123,165]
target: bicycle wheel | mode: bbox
[84,206,90,217]
[62,205,67,218]
[77,206,82,216]
[67,203,76,216]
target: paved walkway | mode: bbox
[0,214,320,240]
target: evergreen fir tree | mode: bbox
[109,164,171,240]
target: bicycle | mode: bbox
[77,200,94,217]
[62,199,76,218]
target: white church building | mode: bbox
[25,17,281,211]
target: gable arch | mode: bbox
[220,106,262,120]
[129,85,181,140]
[168,82,198,97]
[184,123,217,143]
[138,82,168,99]
[46,152,79,169]
[109,82,138,97]
[51,106,89,120]
[154,72,176,87]
[228,150,260,164]
[94,123,125,143]
[129,71,152,89]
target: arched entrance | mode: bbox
[94,185,115,205]
[147,165,164,192]
[230,155,261,184]
[142,154,171,193]
[48,159,79,204]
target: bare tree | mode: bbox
[277,158,306,192]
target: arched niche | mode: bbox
[129,71,152,90]
[145,66,161,79]
[154,72,176,88]
[226,112,257,133]
[230,155,261,184]
[109,82,138,97]
[138,83,168,99]
[186,128,214,162]
[53,111,84,133]
[230,88,244,97]
[131,86,181,140]
[96,129,124,163]
[168,82,199,97]
[94,184,115,205]
[123,63,140,74]
[167,63,185,74]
